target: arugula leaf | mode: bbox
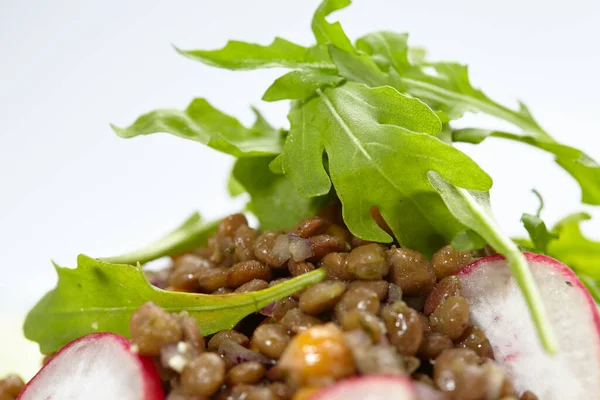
[24,255,326,354]
[355,31,410,73]
[283,82,492,253]
[227,174,246,197]
[311,0,354,53]
[428,172,557,353]
[262,69,344,102]
[232,157,329,230]
[112,99,283,157]
[454,129,600,205]
[328,45,402,90]
[101,213,218,265]
[451,229,487,251]
[547,212,600,279]
[176,38,334,70]
[521,213,556,254]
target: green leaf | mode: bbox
[262,69,344,102]
[227,174,246,197]
[355,31,410,73]
[428,172,557,354]
[547,212,600,279]
[232,157,328,230]
[112,99,283,157]
[451,229,486,251]
[176,38,334,70]
[101,213,218,265]
[520,213,556,254]
[311,0,354,53]
[400,63,550,140]
[283,82,492,254]
[24,255,326,354]
[328,45,402,90]
[454,129,600,205]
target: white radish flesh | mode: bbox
[18,332,164,400]
[312,375,417,400]
[458,252,600,399]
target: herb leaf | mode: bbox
[232,157,329,230]
[176,38,334,70]
[355,31,410,73]
[112,99,283,157]
[101,213,218,265]
[311,0,354,53]
[548,212,600,279]
[520,213,556,254]
[328,45,402,89]
[428,171,557,353]
[24,255,326,353]
[262,69,344,102]
[283,82,492,253]
[454,129,600,205]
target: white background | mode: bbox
[1,0,599,375]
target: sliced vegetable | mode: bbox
[428,172,556,353]
[311,375,417,400]
[101,212,218,265]
[458,253,600,399]
[18,333,163,400]
[23,255,325,354]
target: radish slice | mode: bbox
[312,375,417,400]
[18,332,164,400]
[458,253,600,399]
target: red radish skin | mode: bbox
[458,252,600,399]
[18,332,164,400]
[311,375,417,400]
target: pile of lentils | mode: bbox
[3,209,539,400]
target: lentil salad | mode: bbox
[4,1,600,399]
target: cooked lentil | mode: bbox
[94,212,538,399]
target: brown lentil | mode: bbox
[423,275,462,315]
[345,244,389,280]
[520,391,539,400]
[0,375,24,398]
[292,216,330,238]
[339,309,386,343]
[166,387,209,400]
[266,382,293,400]
[226,361,266,385]
[235,279,270,293]
[318,252,354,280]
[335,286,380,325]
[381,301,423,356]
[456,325,493,358]
[218,214,248,237]
[227,260,272,289]
[197,267,229,293]
[180,352,226,396]
[325,224,352,244]
[129,301,182,355]
[299,281,346,315]
[387,248,436,296]
[208,330,249,351]
[432,245,474,280]
[234,225,259,262]
[254,231,282,267]
[272,296,299,322]
[252,324,291,360]
[281,308,322,335]
[417,331,453,360]
[429,296,470,340]
[347,280,389,300]
[168,254,213,292]
[433,348,486,399]
[308,234,348,260]
[288,260,315,277]
[177,313,205,351]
